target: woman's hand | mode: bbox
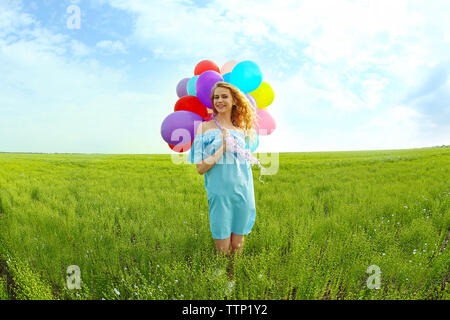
[221,128,229,152]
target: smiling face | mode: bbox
[213,87,235,114]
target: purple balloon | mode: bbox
[196,70,223,109]
[176,77,190,98]
[161,111,203,145]
[245,93,257,110]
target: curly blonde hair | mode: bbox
[210,81,260,146]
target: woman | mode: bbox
[188,82,259,256]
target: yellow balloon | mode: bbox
[249,81,275,109]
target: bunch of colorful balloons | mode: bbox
[160,59,276,153]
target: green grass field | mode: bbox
[0,147,449,300]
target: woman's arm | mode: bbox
[196,145,225,175]
[194,124,228,175]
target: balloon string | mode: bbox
[213,114,266,184]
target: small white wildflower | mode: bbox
[114,288,120,295]
[225,281,235,296]
[157,265,160,268]
[382,253,386,256]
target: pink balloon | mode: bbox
[254,108,276,136]
[221,60,238,75]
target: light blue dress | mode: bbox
[188,129,256,240]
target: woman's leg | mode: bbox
[230,233,244,255]
[214,237,231,255]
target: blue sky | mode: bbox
[0,0,449,154]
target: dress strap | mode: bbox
[212,113,223,130]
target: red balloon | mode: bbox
[174,96,209,119]
[204,113,213,122]
[194,60,220,76]
[169,141,192,153]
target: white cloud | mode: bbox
[96,40,127,54]
[70,39,91,56]
[262,105,443,153]
[0,0,35,35]
[101,0,450,112]
[350,105,436,150]
[360,76,390,110]
[0,1,162,154]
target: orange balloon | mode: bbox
[221,60,238,75]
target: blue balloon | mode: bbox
[187,75,199,96]
[230,61,263,93]
[223,72,232,83]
